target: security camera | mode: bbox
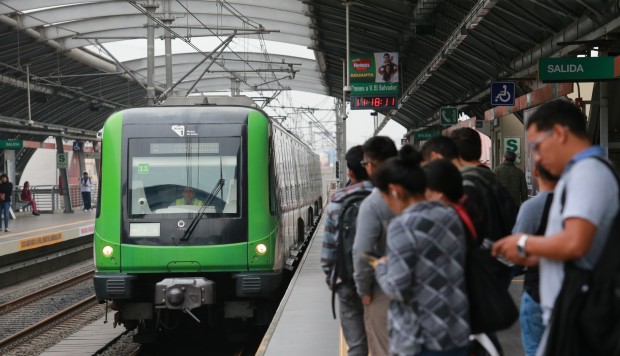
[343,85,353,93]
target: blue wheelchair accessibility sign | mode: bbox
[491,81,515,106]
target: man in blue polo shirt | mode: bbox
[492,99,619,355]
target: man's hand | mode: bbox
[492,233,528,265]
[361,294,372,305]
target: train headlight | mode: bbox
[102,245,114,257]
[255,243,267,255]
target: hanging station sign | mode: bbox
[538,56,620,82]
[350,52,400,110]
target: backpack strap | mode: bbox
[453,203,477,242]
[535,193,554,236]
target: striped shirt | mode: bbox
[375,201,470,355]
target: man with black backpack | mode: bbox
[320,145,373,356]
[450,128,518,252]
[492,99,620,355]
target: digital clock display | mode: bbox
[351,96,398,110]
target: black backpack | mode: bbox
[545,157,620,355]
[462,168,518,245]
[454,206,519,335]
[330,190,371,318]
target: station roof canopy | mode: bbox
[0,0,619,140]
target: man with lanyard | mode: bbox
[492,99,619,355]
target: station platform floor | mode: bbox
[0,209,96,257]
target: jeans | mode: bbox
[81,191,91,210]
[417,346,469,356]
[520,291,544,356]
[337,283,368,356]
[0,201,10,228]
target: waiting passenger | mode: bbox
[352,136,398,356]
[372,146,470,356]
[492,99,619,355]
[21,181,40,216]
[80,171,93,212]
[175,186,203,206]
[494,150,528,208]
[0,174,13,232]
[320,145,373,356]
[510,164,557,356]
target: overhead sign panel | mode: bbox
[539,57,620,82]
[491,81,515,106]
[414,130,441,140]
[440,107,458,125]
[0,140,23,149]
[57,153,67,169]
[72,141,84,152]
[350,52,399,110]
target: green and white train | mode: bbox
[93,97,322,339]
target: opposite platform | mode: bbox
[0,210,96,257]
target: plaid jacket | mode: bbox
[375,201,470,355]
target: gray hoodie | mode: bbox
[352,187,394,297]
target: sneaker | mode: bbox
[4,229,10,232]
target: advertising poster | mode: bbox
[350,52,399,96]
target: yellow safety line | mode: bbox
[340,327,347,356]
[0,219,94,239]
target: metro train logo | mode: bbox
[352,59,372,72]
[172,125,185,137]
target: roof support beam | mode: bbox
[376,0,498,134]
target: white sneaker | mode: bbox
[4,228,10,232]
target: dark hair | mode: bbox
[362,136,397,163]
[24,181,30,188]
[372,145,426,196]
[0,174,7,181]
[420,136,459,161]
[450,127,481,161]
[536,163,559,182]
[504,150,517,163]
[345,145,368,181]
[526,99,587,138]
[423,159,463,203]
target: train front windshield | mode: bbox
[125,137,243,246]
[129,137,239,216]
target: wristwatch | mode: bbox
[517,234,529,258]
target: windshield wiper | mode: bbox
[179,178,225,242]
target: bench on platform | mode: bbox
[14,201,33,212]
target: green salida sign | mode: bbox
[539,57,620,82]
[0,140,23,149]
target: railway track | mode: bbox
[0,269,103,354]
[0,295,99,351]
[0,270,94,315]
